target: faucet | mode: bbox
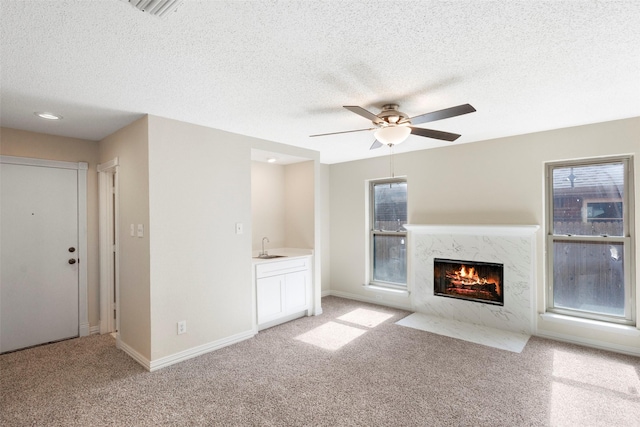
[260,237,270,257]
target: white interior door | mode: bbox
[1,162,80,353]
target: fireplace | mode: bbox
[434,258,504,306]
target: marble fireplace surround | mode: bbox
[404,224,540,335]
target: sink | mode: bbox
[254,255,287,259]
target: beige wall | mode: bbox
[0,127,101,327]
[251,161,286,251]
[99,117,151,359]
[2,116,323,365]
[329,117,640,353]
[251,160,315,252]
[147,115,254,361]
[284,160,314,249]
[320,163,331,294]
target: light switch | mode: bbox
[137,224,144,238]
[130,224,135,237]
[235,222,243,234]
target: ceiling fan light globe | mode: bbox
[374,126,411,145]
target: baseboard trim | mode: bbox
[89,325,100,335]
[258,311,306,331]
[148,329,257,372]
[326,290,412,311]
[535,330,640,357]
[321,290,331,297]
[79,322,90,337]
[119,339,151,371]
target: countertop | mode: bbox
[251,248,313,265]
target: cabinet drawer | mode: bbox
[256,257,310,279]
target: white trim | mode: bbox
[89,325,100,335]
[362,284,410,296]
[98,158,120,335]
[0,155,83,170]
[403,224,540,236]
[119,339,151,371]
[258,311,307,331]
[78,163,89,337]
[79,322,90,336]
[535,329,640,357]
[1,156,89,339]
[97,157,119,172]
[148,329,256,372]
[369,178,408,288]
[545,156,635,324]
[540,312,640,336]
[321,290,331,297]
[327,290,412,311]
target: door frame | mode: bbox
[97,158,120,341]
[0,155,89,337]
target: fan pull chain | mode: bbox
[389,143,395,178]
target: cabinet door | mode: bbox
[284,270,308,313]
[257,275,284,324]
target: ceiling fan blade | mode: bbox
[369,139,383,150]
[309,127,375,137]
[405,104,476,125]
[410,127,461,142]
[343,106,384,124]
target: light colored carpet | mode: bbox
[1,296,639,426]
[396,312,530,353]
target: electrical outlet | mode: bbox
[177,320,186,335]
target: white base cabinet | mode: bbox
[256,256,311,329]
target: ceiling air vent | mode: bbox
[121,0,184,18]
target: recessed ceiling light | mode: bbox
[34,112,63,120]
[267,158,277,163]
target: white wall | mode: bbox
[99,117,151,359]
[320,163,331,294]
[329,117,640,354]
[284,161,314,249]
[251,160,315,252]
[0,127,101,329]
[3,116,323,367]
[251,161,286,251]
[147,115,254,361]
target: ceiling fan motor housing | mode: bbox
[376,104,409,126]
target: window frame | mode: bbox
[546,156,635,325]
[369,177,408,289]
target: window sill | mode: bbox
[363,284,410,297]
[539,312,640,336]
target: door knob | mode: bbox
[68,259,77,265]
[69,247,76,253]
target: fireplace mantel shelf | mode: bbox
[403,224,540,236]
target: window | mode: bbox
[546,157,634,324]
[370,178,407,288]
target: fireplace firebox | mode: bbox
[434,258,504,306]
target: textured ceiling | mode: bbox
[1,1,639,164]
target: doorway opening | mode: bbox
[98,158,120,346]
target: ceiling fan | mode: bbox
[310,103,476,149]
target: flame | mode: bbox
[445,265,501,296]
[459,266,479,281]
[451,265,483,284]
[445,264,502,295]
